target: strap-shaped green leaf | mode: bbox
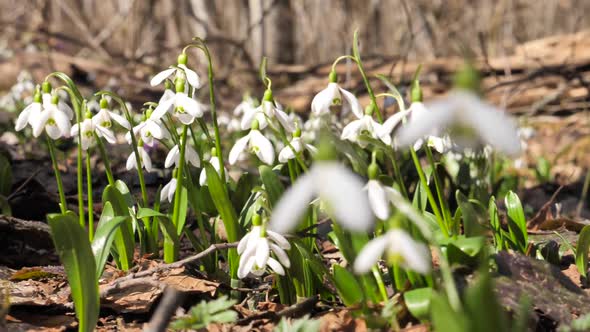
[505,191,528,253]
[102,184,135,270]
[332,265,364,306]
[404,287,432,321]
[92,202,128,280]
[576,225,590,278]
[259,165,284,207]
[48,213,99,332]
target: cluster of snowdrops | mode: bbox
[12,35,525,331]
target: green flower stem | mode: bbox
[192,40,226,183]
[409,148,450,237]
[433,245,462,311]
[389,154,409,199]
[330,55,358,73]
[424,146,453,234]
[97,92,148,206]
[166,125,189,263]
[95,135,114,186]
[86,150,94,241]
[372,266,389,301]
[352,30,383,123]
[46,137,67,214]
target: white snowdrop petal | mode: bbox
[126,152,136,170]
[185,145,201,167]
[229,134,250,165]
[269,171,315,234]
[255,238,270,268]
[165,145,179,169]
[178,93,203,118]
[311,83,339,115]
[266,257,285,276]
[238,255,256,279]
[270,243,291,268]
[237,232,253,255]
[396,100,455,149]
[339,87,363,118]
[316,163,374,232]
[108,111,130,129]
[151,97,175,121]
[179,65,200,88]
[15,104,33,131]
[390,230,431,274]
[250,130,275,165]
[240,106,260,130]
[341,119,364,141]
[367,180,390,220]
[150,68,175,87]
[353,235,389,274]
[140,148,153,172]
[274,108,295,132]
[266,230,291,250]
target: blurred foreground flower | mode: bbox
[354,229,431,274]
[269,160,373,234]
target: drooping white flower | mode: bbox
[164,144,200,168]
[353,229,431,274]
[278,136,317,163]
[311,73,363,118]
[150,53,200,89]
[269,161,374,234]
[31,101,72,140]
[241,91,294,132]
[160,178,177,203]
[341,114,384,147]
[15,93,42,131]
[150,84,205,125]
[396,91,521,156]
[229,125,275,165]
[233,96,257,117]
[42,92,74,120]
[125,117,169,146]
[126,146,153,172]
[71,118,116,150]
[237,224,291,279]
[92,98,130,131]
[199,155,228,186]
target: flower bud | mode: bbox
[42,81,52,94]
[367,162,379,180]
[210,147,217,157]
[164,80,172,91]
[329,70,338,83]
[177,53,188,65]
[293,126,301,138]
[251,119,260,131]
[252,213,262,226]
[33,92,42,103]
[100,98,109,109]
[51,95,59,105]
[263,89,273,102]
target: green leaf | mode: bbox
[464,272,509,332]
[91,202,127,280]
[48,213,98,332]
[456,191,487,237]
[205,164,240,242]
[137,207,169,219]
[176,181,188,236]
[576,225,590,278]
[404,287,432,321]
[259,165,284,207]
[488,196,504,251]
[47,72,84,102]
[102,184,135,270]
[170,296,237,330]
[505,191,528,253]
[0,154,12,196]
[332,265,364,306]
[430,292,468,332]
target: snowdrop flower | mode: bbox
[160,177,177,203]
[241,90,294,132]
[278,129,317,163]
[353,229,431,274]
[32,95,72,139]
[71,116,115,150]
[92,98,130,132]
[229,120,275,165]
[125,116,168,146]
[150,53,200,89]
[233,95,257,117]
[311,71,362,118]
[126,144,153,172]
[164,144,200,169]
[237,215,291,279]
[199,149,229,186]
[150,79,205,125]
[15,91,42,131]
[269,155,374,234]
[40,83,74,121]
[341,105,384,147]
[396,66,521,156]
